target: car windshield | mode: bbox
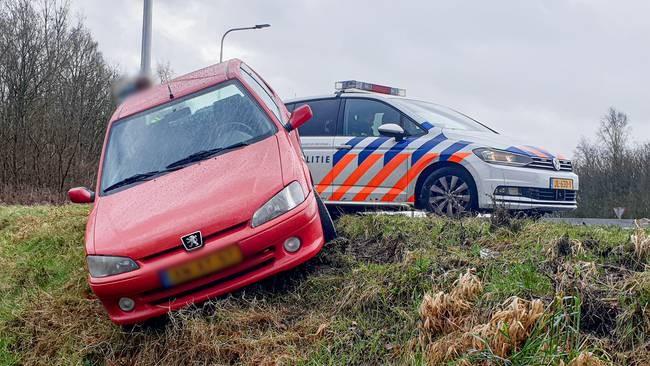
[393,98,496,133]
[100,81,276,194]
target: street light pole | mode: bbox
[140,0,153,76]
[219,24,270,63]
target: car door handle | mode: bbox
[336,144,353,150]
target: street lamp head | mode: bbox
[220,24,271,63]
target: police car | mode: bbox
[285,80,578,216]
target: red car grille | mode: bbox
[140,246,275,306]
[140,221,248,262]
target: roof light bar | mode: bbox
[335,80,406,96]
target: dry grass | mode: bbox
[477,297,545,357]
[9,289,328,366]
[547,235,586,259]
[423,297,545,365]
[563,351,608,366]
[632,219,650,259]
[419,269,482,341]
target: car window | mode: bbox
[402,114,426,136]
[392,98,496,133]
[341,98,424,137]
[285,103,296,113]
[100,81,276,195]
[240,65,283,123]
[295,99,339,137]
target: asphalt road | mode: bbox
[541,217,647,229]
[354,209,647,229]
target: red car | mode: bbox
[68,59,335,324]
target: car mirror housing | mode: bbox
[378,123,406,141]
[68,187,95,203]
[288,104,313,131]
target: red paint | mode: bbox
[68,187,94,203]
[72,59,325,324]
[288,104,313,131]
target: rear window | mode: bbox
[293,99,340,136]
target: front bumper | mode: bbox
[89,192,324,325]
[467,160,579,211]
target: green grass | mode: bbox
[0,206,648,365]
[484,262,553,299]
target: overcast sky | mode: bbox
[70,0,649,157]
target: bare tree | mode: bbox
[0,0,116,204]
[573,107,649,218]
[156,60,174,84]
[598,107,629,168]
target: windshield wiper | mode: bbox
[165,141,250,170]
[103,171,162,193]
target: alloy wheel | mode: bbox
[429,175,471,216]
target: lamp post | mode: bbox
[219,24,270,63]
[140,0,153,76]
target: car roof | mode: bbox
[284,91,410,104]
[112,59,244,122]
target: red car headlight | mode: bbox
[251,181,305,227]
[87,255,139,278]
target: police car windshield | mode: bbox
[394,99,496,133]
[100,81,276,195]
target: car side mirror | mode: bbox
[378,123,406,141]
[288,104,313,131]
[68,187,95,204]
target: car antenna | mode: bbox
[167,82,174,99]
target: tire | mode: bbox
[418,167,478,216]
[315,192,337,242]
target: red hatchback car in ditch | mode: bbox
[68,59,335,324]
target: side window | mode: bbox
[240,66,283,123]
[285,103,296,113]
[296,99,340,136]
[402,115,426,136]
[341,99,402,137]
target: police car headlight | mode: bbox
[473,148,532,167]
[252,181,306,227]
[87,255,139,278]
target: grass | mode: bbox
[0,205,648,365]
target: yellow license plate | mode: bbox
[550,178,574,190]
[161,245,243,287]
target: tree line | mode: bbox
[0,0,115,203]
[573,108,650,218]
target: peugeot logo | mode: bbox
[552,158,561,171]
[181,231,203,251]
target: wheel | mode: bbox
[418,167,478,216]
[315,191,337,242]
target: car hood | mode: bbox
[91,136,283,259]
[441,129,567,158]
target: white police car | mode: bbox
[285,80,578,215]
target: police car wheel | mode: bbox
[419,167,477,216]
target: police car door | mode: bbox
[290,98,340,199]
[329,98,412,203]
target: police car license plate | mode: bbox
[161,245,243,288]
[550,178,574,190]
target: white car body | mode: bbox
[285,90,579,212]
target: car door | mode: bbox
[330,97,424,203]
[287,98,340,200]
